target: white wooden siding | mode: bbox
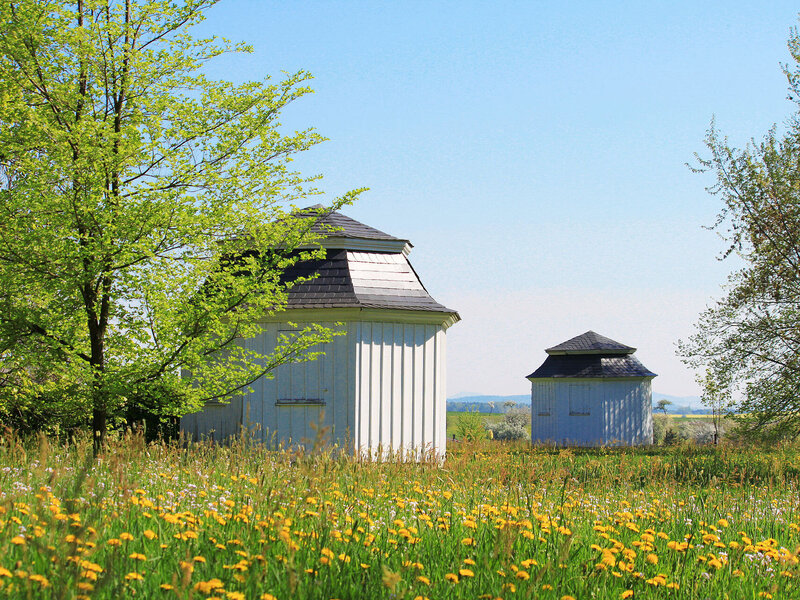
[182,318,449,457]
[531,379,653,446]
[352,322,446,458]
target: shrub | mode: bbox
[486,408,530,441]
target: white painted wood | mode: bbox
[182,317,450,459]
[531,378,654,446]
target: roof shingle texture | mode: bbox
[301,205,404,242]
[281,249,456,314]
[527,354,657,379]
[546,330,635,354]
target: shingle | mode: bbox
[546,330,635,354]
[527,355,656,379]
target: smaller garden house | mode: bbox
[526,331,656,446]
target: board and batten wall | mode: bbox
[181,319,447,456]
[530,379,653,446]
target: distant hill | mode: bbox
[447,392,710,414]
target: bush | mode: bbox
[454,411,486,442]
[486,408,530,441]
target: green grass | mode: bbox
[0,433,799,599]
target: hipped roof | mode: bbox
[528,331,656,379]
[281,207,458,318]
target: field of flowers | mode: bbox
[0,433,799,600]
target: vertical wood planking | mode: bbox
[402,325,414,450]
[391,324,403,451]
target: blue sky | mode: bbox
[197,1,799,397]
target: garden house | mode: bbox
[181,207,460,457]
[526,331,656,446]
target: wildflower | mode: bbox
[459,568,474,577]
[620,591,634,599]
[10,536,25,545]
[124,572,143,581]
[515,570,530,580]
[28,574,49,587]
[562,596,577,600]
[646,553,658,565]
[77,583,94,591]
[382,567,401,591]
[413,596,431,600]
[160,584,174,590]
[503,583,517,592]
[417,576,430,585]
[445,573,459,583]
[143,530,157,540]
[194,556,207,563]
[0,568,12,578]
[261,595,278,600]
[129,553,146,561]
[461,537,476,546]
[226,593,245,600]
[107,539,121,547]
[120,533,134,541]
[194,579,225,594]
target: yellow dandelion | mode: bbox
[194,579,225,594]
[77,582,94,591]
[516,570,530,580]
[119,533,134,541]
[128,553,146,561]
[445,573,459,583]
[107,539,121,547]
[143,530,157,540]
[226,592,245,600]
[28,574,49,587]
[10,536,25,545]
[459,568,474,578]
[620,591,634,599]
[417,575,431,585]
[260,595,278,600]
[160,584,174,590]
[124,572,143,581]
[0,568,12,578]
[647,553,658,565]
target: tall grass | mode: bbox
[0,432,798,599]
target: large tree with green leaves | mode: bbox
[0,0,359,446]
[680,26,800,441]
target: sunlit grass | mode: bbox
[0,432,798,599]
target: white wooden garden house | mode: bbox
[181,208,460,457]
[527,331,656,446]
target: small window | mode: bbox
[537,410,551,417]
[568,383,591,416]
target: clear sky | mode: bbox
[196,1,799,398]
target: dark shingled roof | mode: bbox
[527,354,657,379]
[546,330,635,355]
[300,205,404,242]
[280,218,457,314]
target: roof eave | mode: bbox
[546,348,636,356]
[298,237,412,255]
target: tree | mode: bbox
[0,0,361,447]
[655,398,672,416]
[679,24,800,440]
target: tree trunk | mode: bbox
[92,406,106,454]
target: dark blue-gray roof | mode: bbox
[546,330,635,355]
[528,331,656,379]
[300,205,406,243]
[527,355,657,379]
[280,209,457,316]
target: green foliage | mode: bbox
[680,24,800,440]
[1,436,800,598]
[454,410,486,442]
[0,1,361,442]
[485,407,530,441]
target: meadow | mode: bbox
[0,432,799,600]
